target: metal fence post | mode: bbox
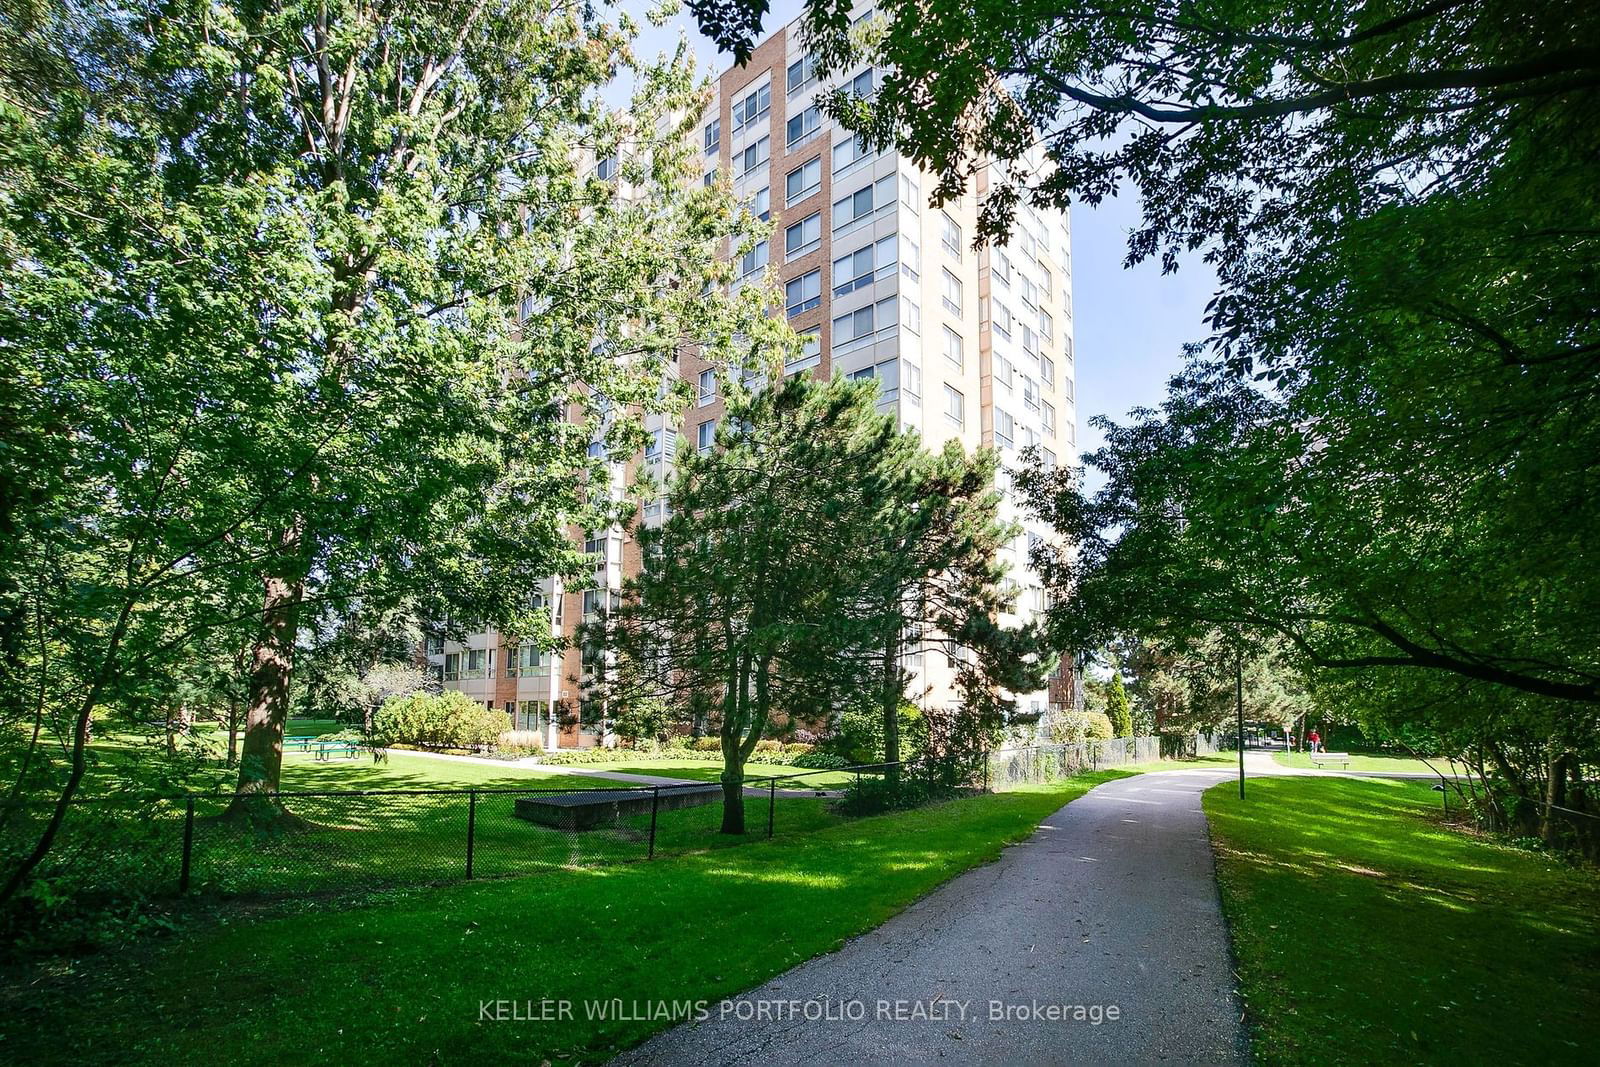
[179,796,195,894]
[465,789,477,879]
[767,778,776,839]
[648,786,661,859]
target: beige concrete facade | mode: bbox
[435,11,1077,745]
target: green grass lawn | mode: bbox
[1,772,1131,1065]
[1205,777,1600,1064]
[1271,751,1453,774]
[16,750,844,902]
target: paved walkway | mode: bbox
[616,768,1248,1065]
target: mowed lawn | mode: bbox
[0,773,1131,1065]
[1205,777,1600,1064]
[1270,751,1455,774]
[20,749,843,901]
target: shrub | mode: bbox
[1050,710,1090,745]
[496,729,544,757]
[691,736,721,752]
[835,774,942,816]
[373,690,505,750]
[662,734,692,752]
[754,739,781,753]
[785,742,814,756]
[1085,710,1115,742]
[791,752,848,770]
[537,747,628,765]
[791,728,820,746]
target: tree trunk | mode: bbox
[719,753,747,835]
[226,698,241,767]
[226,568,305,825]
[1542,749,1572,845]
[882,628,901,783]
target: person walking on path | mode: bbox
[1307,728,1321,754]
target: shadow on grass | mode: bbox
[1205,776,1600,1065]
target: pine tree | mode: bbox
[1107,673,1134,739]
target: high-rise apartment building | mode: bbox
[430,9,1076,748]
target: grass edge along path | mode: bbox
[1204,776,1600,1065]
[1,771,1137,1065]
[1269,751,1449,775]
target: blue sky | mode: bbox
[629,1,1216,460]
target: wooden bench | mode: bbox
[1310,752,1351,769]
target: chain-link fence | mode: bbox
[0,765,902,906]
[4,741,1223,909]
[985,733,1219,789]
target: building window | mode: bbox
[848,68,874,97]
[1042,400,1056,432]
[786,104,821,147]
[901,295,921,334]
[732,82,770,132]
[995,352,1014,388]
[788,327,822,373]
[832,297,897,349]
[443,652,461,680]
[786,157,821,205]
[785,212,822,258]
[746,185,770,221]
[1039,309,1053,341]
[833,132,875,174]
[704,119,720,155]
[595,155,617,181]
[644,427,675,461]
[942,325,963,369]
[785,269,821,316]
[995,408,1015,449]
[739,239,769,278]
[943,384,964,428]
[832,234,897,296]
[900,172,920,214]
[697,368,717,406]
[1022,375,1040,412]
[941,268,962,316]
[992,299,1013,338]
[833,175,895,231]
[900,236,921,282]
[902,359,923,401]
[736,135,770,178]
[941,211,962,259]
[787,53,818,95]
[1020,274,1039,308]
[994,250,1012,286]
[1040,353,1054,384]
[697,419,718,453]
[1022,323,1038,355]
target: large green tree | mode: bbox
[600,374,898,833]
[0,0,763,899]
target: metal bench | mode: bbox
[1310,751,1351,769]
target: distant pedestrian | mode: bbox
[1308,728,1321,754]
